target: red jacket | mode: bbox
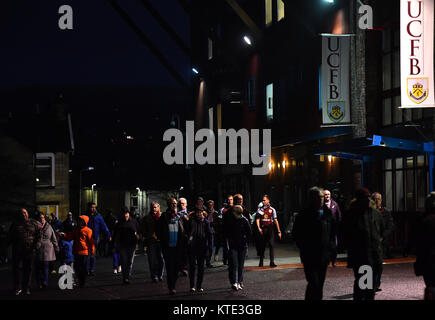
[63,215,94,256]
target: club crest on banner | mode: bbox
[407,78,428,104]
[327,101,345,123]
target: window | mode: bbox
[208,38,213,60]
[35,153,55,187]
[383,156,428,211]
[277,0,285,21]
[266,83,274,121]
[265,0,272,26]
[38,205,59,218]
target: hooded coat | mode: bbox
[37,221,59,261]
[63,215,94,256]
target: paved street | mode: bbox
[0,242,426,300]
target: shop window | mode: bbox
[265,0,272,27]
[277,0,285,21]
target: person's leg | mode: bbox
[375,262,383,290]
[352,267,364,300]
[206,234,214,266]
[317,264,328,300]
[157,244,164,279]
[303,265,323,300]
[23,253,34,293]
[188,251,196,289]
[230,248,239,284]
[258,234,266,266]
[223,239,229,265]
[42,261,49,287]
[197,251,206,289]
[12,253,23,292]
[128,246,135,277]
[238,247,247,285]
[119,247,129,281]
[268,229,275,265]
[148,243,157,280]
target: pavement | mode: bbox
[0,242,426,300]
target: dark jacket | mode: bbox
[61,218,77,234]
[224,211,252,250]
[343,203,385,268]
[114,217,140,249]
[379,207,394,241]
[156,209,186,249]
[293,208,334,266]
[8,218,41,255]
[185,216,212,254]
[414,214,435,276]
[324,200,342,222]
[86,212,111,242]
[141,212,161,246]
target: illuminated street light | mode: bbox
[324,0,334,3]
[192,67,199,74]
[243,36,252,45]
[328,155,333,162]
[282,160,286,169]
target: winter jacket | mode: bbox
[156,209,186,249]
[37,222,59,261]
[61,218,77,234]
[63,215,94,256]
[223,211,252,250]
[343,204,385,268]
[8,218,41,255]
[185,216,212,254]
[141,213,161,246]
[293,208,334,266]
[59,239,74,264]
[114,217,140,250]
[379,207,394,241]
[86,212,111,242]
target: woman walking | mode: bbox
[141,201,165,282]
[114,207,140,284]
[36,212,59,289]
[185,207,212,292]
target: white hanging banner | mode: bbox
[321,35,351,125]
[400,0,435,108]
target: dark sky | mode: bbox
[1,0,190,88]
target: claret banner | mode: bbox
[400,0,435,108]
[321,35,351,125]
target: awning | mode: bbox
[314,134,435,191]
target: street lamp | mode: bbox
[243,36,252,45]
[192,67,199,74]
[79,166,94,214]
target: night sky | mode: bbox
[1,0,193,189]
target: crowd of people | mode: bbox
[4,187,435,300]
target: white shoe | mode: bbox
[237,283,243,290]
[231,283,239,291]
[190,287,196,293]
[113,269,118,274]
[118,266,122,273]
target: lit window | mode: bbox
[35,153,55,187]
[277,0,285,21]
[266,83,273,121]
[265,0,272,27]
[37,205,59,218]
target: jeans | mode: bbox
[148,243,164,280]
[162,247,179,290]
[228,247,247,285]
[303,263,328,300]
[74,254,88,287]
[12,252,35,291]
[205,234,214,266]
[113,253,121,269]
[188,249,206,289]
[36,260,49,287]
[119,246,136,281]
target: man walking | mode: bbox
[371,191,394,291]
[85,202,112,276]
[323,189,342,267]
[344,188,385,300]
[255,195,281,267]
[205,200,218,268]
[293,187,334,300]
[7,208,42,295]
